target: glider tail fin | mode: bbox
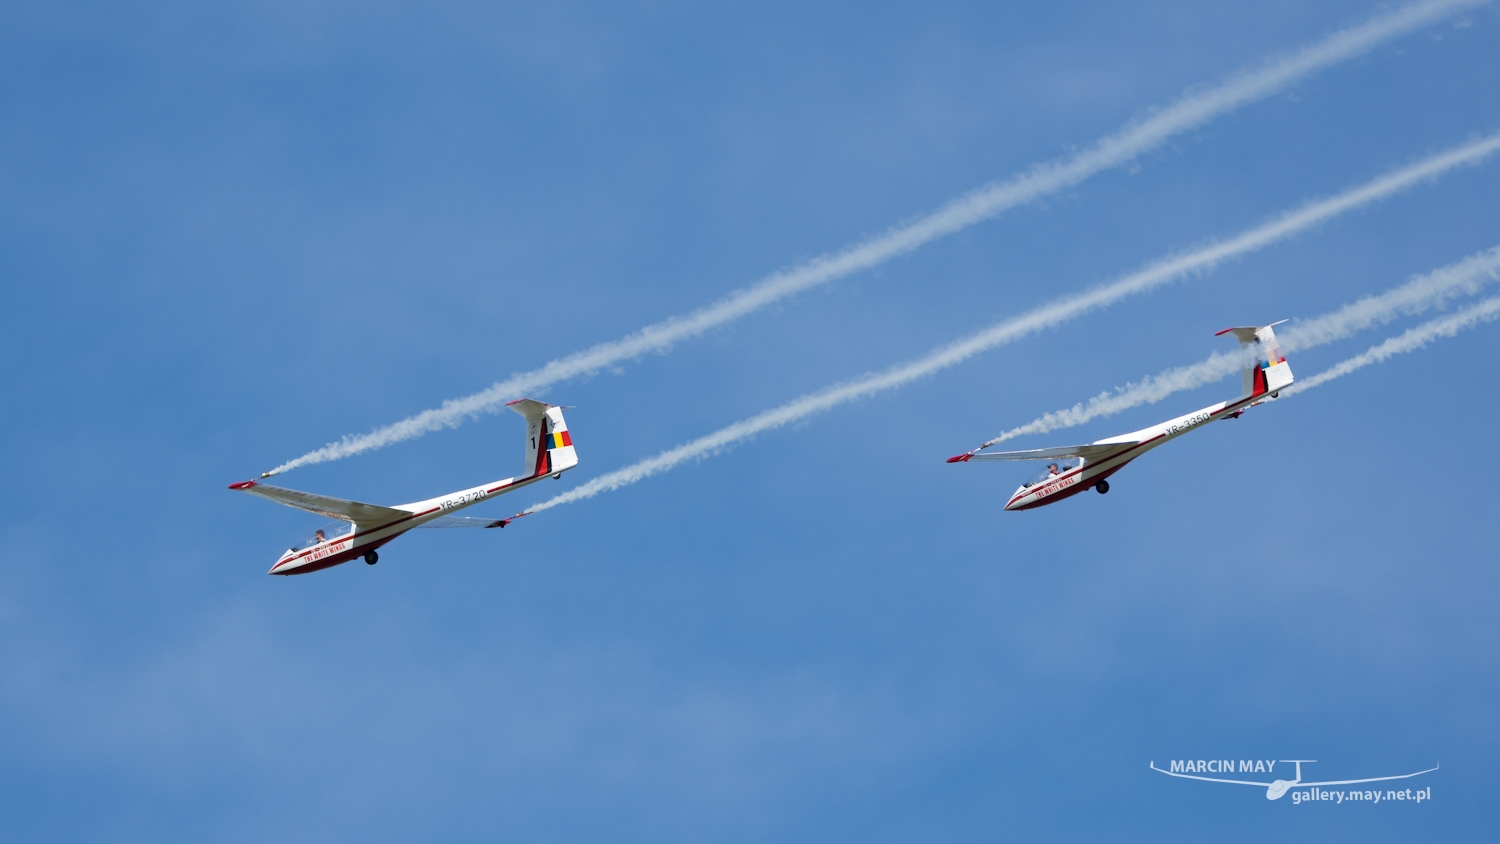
[506,399,579,479]
[1216,321,1294,399]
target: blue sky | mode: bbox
[2,1,1499,840]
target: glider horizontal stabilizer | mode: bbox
[415,515,510,529]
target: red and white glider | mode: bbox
[946,323,1293,510]
[228,399,577,575]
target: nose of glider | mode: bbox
[268,551,295,576]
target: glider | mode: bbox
[1149,759,1438,800]
[228,399,577,575]
[947,322,1293,510]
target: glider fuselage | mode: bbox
[250,474,546,575]
[1003,396,1243,510]
[964,322,1298,511]
[230,398,576,575]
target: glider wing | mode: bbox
[1148,763,1270,786]
[1299,766,1439,788]
[227,481,409,525]
[964,442,1138,462]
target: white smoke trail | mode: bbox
[1285,296,1500,394]
[983,351,1252,446]
[525,136,1500,513]
[982,244,1500,444]
[267,0,1485,476]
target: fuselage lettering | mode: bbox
[307,539,350,561]
[439,489,488,511]
[1036,473,1079,498]
[1163,411,1212,437]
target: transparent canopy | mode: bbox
[1021,456,1082,487]
[290,520,353,551]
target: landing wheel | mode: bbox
[1095,480,1110,494]
[364,551,379,565]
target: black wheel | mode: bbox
[1095,480,1110,494]
[364,551,379,565]
[1271,390,1279,398]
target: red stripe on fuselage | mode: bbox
[1007,463,1129,510]
[271,534,404,575]
[271,467,562,573]
[1004,393,1256,510]
[270,508,434,573]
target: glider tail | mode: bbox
[1216,321,1294,400]
[506,399,579,479]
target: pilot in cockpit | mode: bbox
[1047,462,1061,478]
[314,529,327,544]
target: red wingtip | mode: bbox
[504,398,531,406]
[1214,327,1235,336]
[227,480,259,490]
[946,453,973,463]
[489,511,533,528]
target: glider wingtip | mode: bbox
[946,452,973,463]
[1214,326,1235,336]
[227,479,259,490]
[490,511,533,528]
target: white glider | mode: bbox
[1149,759,1438,800]
[948,323,1294,510]
[229,399,578,575]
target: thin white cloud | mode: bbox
[267,0,1485,476]
[524,135,1500,513]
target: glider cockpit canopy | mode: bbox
[1022,456,1082,487]
[293,521,354,551]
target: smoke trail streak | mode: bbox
[982,351,1251,447]
[982,244,1500,444]
[267,0,1485,477]
[1284,296,1500,394]
[524,136,1500,513]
